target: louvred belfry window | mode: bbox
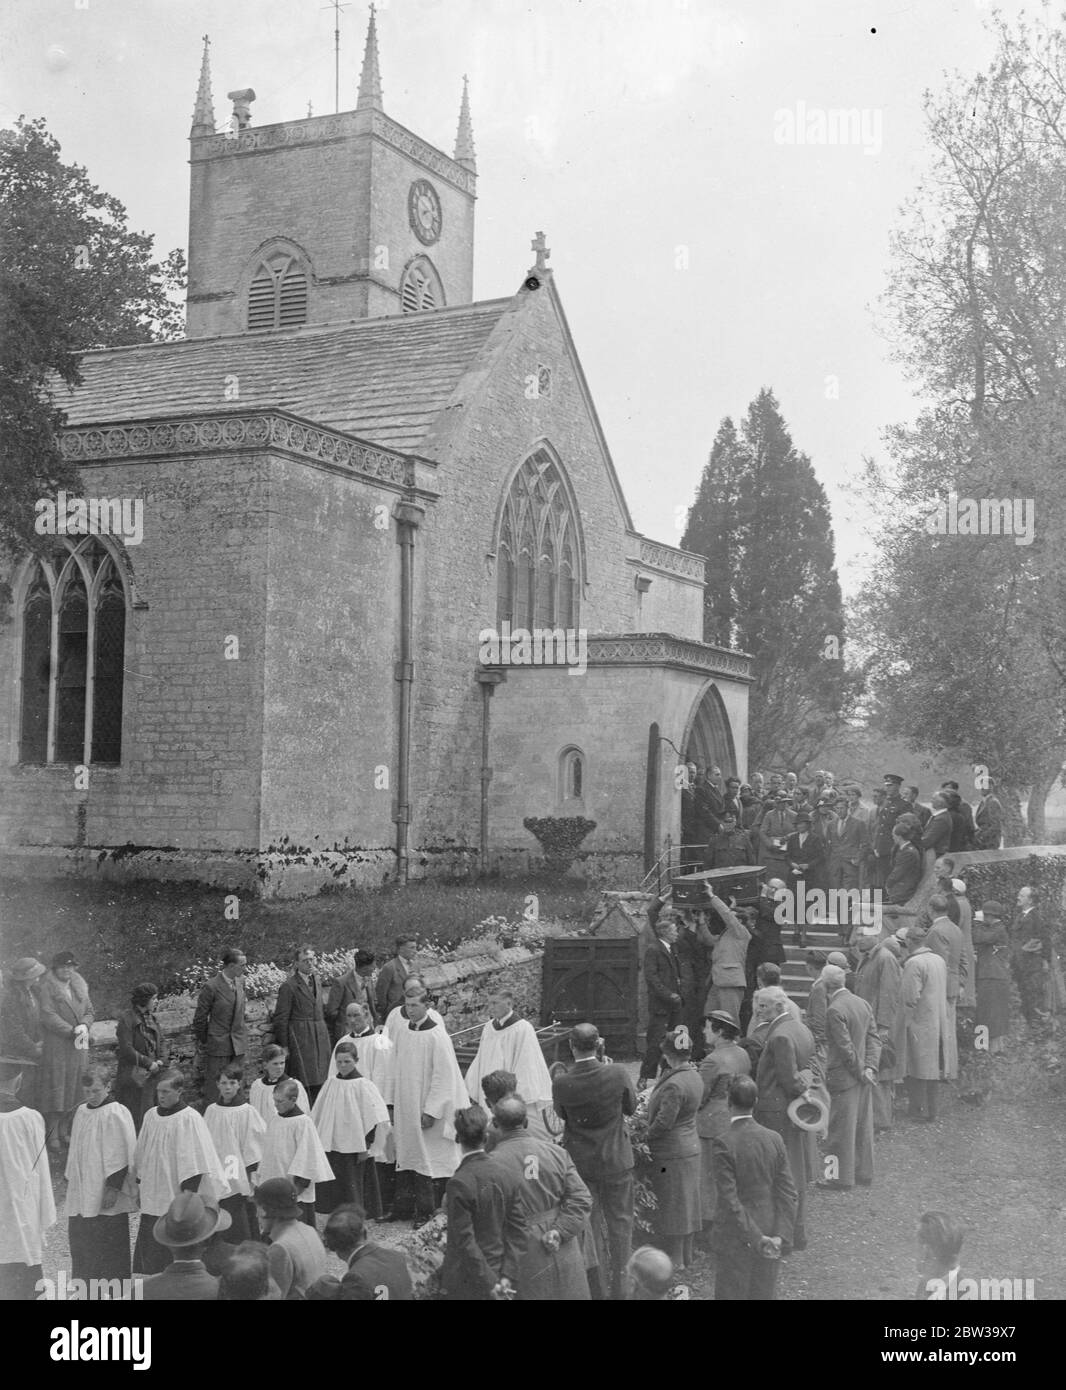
[17,537,129,766]
[495,447,583,631]
[400,256,444,314]
[248,251,308,330]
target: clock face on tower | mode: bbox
[408,179,442,245]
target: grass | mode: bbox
[0,874,599,1017]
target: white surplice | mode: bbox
[0,1104,56,1264]
[311,1075,389,1152]
[132,1104,227,1216]
[248,1075,310,1125]
[65,1100,137,1217]
[389,1020,468,1179]
[258,1111,334,1204]
[203,1102,267,1198]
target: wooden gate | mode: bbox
[541,937,639,1058]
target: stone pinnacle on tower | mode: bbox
[357,3,384,112]
[190,35,216,137]
[453,75,476,172]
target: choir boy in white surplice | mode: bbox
[312,1040,389,1212]
[331,1004,392,1152]
[131,1068,226,1276]
[463,989,554,1132]
[204,1063,267,1247]
[258,1078,334,1225]
[65,1063,137,1283]
[248,1044,310,1125]
[384,992,469,1223]
[382,977,444,1049]
[0,1058,56,1301]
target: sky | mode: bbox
[0,0,1030,593]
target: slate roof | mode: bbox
[57,297,516,455]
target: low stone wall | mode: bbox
[87,948,544,1099]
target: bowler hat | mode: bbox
[153,1192,231,1248]
[51,951,78,969]
[254,1177,303,1221]
[9,957,45,983]
[787,1093,829,1132]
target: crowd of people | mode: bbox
[0,767,1057,1302]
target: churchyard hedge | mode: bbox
[523,816,598,875]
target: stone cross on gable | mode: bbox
[530,230,551,273]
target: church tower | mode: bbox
[185,10,476,338]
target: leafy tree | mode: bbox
[859,6,1066,840]
[0,116,185,583]
[682,389,856,769]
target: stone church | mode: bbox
[0,14,751,896]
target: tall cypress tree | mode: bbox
[682,388,851,768]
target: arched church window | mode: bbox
[18,537,129,765]
[400,256,444,314]
[560,747,585,803]
[495,447,582,631]
[247,248,309,330]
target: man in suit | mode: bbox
[317,1203,413,1300]
[974,780,1004,849]
[192,948,247,1106]
[941,781,977,850]
[142,1193,230,1301]
[440,1104,522,1301]
[785,812,826,946]
[872,775,910,889]
[753,987,816,1251]
[324,950,377,1042]
[375,936,419,1019]
[640,916,683,1085]
[903,785,932,828]
[830,785,868,893]
[758,791,795,882]
[853,930,904,1132]
[552,1023,637,1300]
[1012,886,1052,1026]
[885,820,923,906]
[710,1076,797,1300]
[818,965,881,1191]
[921,793,953,859]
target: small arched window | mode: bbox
[247,248,309,330]
[400,256,444,314]
[560,747,585,804]
[18,537,128,765]
[495,447,583,631]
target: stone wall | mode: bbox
[86,948,543,1100]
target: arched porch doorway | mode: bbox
[683,680,738,776]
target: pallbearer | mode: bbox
[66,1062,137,1285]
[203,1063,266,1246]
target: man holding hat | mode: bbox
[753,986,817,1251]
[0,1054,55,1299]
[142,1192,231,1300]
[758,791,795,881]
[818,965,880,1191]
[0,958,45,1109]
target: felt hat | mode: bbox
[827,951,849,968]
[153,1192,231,1248]
[787,1092,829,1132]
[980,900,1006,920]
[253,1178,303,1221]
[9,957,46,983]
[705,1009,740,1032]
[51,951,78,969]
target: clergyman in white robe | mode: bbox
[464,1011,554,1129]
[386,1016,468,1180]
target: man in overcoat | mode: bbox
[898,930,950,1121]
[753,987,816,1251]
[271,945,331,1099]
[710,1076,796,1300]
[440,1104,522,1300]
[852,929,903,1131]
[640,916,683,1085]
[193,948,247,1106]
[818,965,880,1191]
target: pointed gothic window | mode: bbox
[247,248,309,330]
[400,256,444,314]
[17,538,129,765]
[494,447,582,632]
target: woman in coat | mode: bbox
[0,957,46,1108]
[971,903,1011,1053]
[38,951,94,1148]
[115,983,170,1130]
[646,1024,704,1270]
